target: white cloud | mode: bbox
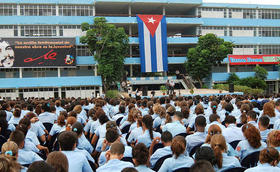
[203,0,280,5]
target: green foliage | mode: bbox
[254,65,268,80]
[160,85,167,93]
[213,84,264,95]
[105,90,120,99]
[238,77,267,90]
[185,33,234,87]
[227,73,240,84]
[190,89,194,94]
[80,17,129,91]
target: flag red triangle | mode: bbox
[138,15,163,37]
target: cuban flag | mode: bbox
[137,15,168,73]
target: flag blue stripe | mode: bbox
[136,15,146,72]
[150,33,157,72]
[161,16,168,71]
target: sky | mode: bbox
[203,0,280,5]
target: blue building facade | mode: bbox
[0,0,279,99]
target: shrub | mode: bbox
[214,84,264,95]
[105,90,120,98]
[254,65,268,80]
[227,73,240,84]
[238,77,267,90]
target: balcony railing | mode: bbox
[95,13,201,18]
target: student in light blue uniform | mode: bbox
[98,128,132,166]
[73,105,87,125]
[2,103,13,122]
[258,115,271,142]
[9,130,43,165]
[210,134,241,172]
[162,111,186,137]
[150,131,173,168]
[236,124,267,160]
[97,142,134,172]
[58,131,93,172]
[223,115,245,143]
[133,143,154,172]
[48,114,66,142]
[153,106,166,129]
[246,110,258,128]
[202,124,237,156]
[72,122,93,154]
[55,100,65,117]
[137,115,161,148]
[186,104,205,134]
[186,116,207,153]
[205,114,225,134]
[84,109,95,136]
[91,113,109,147]
[8,108,21,127]
[245,147,280,172]
[111,105,126,121]
[159,136,194,172]
[38,103,56,124]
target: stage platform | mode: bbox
[140,89,243,98]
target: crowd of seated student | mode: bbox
[1,94,280,172]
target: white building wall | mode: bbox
[233,48,255,55]
[232,11,243,18]
[0,93,17,100]
[0,29,14,37]
[201,11,224,18]
[202,29,224,36]
[232,30,254,37]
[63,29,83,37]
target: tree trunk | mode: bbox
[197,78,203,88]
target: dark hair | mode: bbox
[159,97,165,105]
[110,142,125,155]
[171,136,186,159]
[46,151,69,172]
[161,131,172,143]
[13,108,21,118]
[71,122,83,136]
[195,147,215,165]
[0,115,8,137]
[41,102,50,112]
[247,110,257,120]
[211,101,218,114]
[259,115,270,128]
[174,111,183,119]
[195,116,206,127]
[119,105,126,113]
[99,114,109,125]
[121,167,138,172]
[16,124,28,136]
[132,143,149,165]
[9,130,25,147]
[209,114,220,123]
[27,161,55,172]
[225,103,234,116]
[190,160,215,172]
[105,128,119,143]
[224,115,236,124]
[58,131,78,151]
[19,117,31,128]
[57,115,66,127]
[142,115,154,140]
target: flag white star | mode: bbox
[148,17,156,24]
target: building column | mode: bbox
[56,4,59,16]
[58,87,62,98]
[128,4,132,16]
[163,6,166,15]
[227,63,230,73]
[57,68,61,77]
[99,86,103,95]
[17,4,20,16]
[15,89,19,99]
[130,65,133,77]
[94,65,97,76]
[19,68,22,78]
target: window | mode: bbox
[0,4,17,16]
[76,46,92,56]
[20,25,57,37]
[20,5,56,16]
[259,27,280,37]
[58,5,93,16]
[243,9,256,19]
[259,45,280,54]
[259,9,280,19]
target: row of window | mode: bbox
[0,4,93,16]
[234,45,280,54]
[198,7,280,19]
[198,26,280,37]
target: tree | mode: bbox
[185,33,234,88]
[80,17,129,91]
[227,73,240,84]
[254,65,268,80]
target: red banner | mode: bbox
[228,54,280,65]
